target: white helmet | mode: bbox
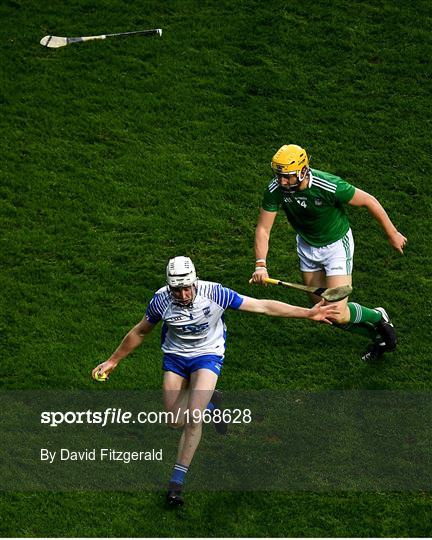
[166,256,197,288]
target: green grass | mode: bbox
[1,492,432,537]
[1,0,432,536]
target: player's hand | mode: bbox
[388,231,407,254]
[308,299,340,324]
[250,267,269,284]
[92,358,118,380]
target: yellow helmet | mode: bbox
[271,144,309,176]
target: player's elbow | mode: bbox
[364,193,380,208]
[359,192,379,209]
[257,300,273,316]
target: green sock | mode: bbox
[347,302,382,325]
[333,303,382,341]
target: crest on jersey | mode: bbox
[203,307,211,317]
[314,197,323,206]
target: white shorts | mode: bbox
[296,229,354,276]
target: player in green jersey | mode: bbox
[250,144,407,362]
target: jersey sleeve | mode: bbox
[145,294,164,324]
[261,179,281,212]
[334,178,355,203]
[212,285,244,310]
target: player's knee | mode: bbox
[167,420,184,429]
[333,310,350,324]
[165,408,185,429]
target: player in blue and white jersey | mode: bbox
[93,256,339,507]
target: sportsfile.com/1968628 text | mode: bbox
[40,408,252,428]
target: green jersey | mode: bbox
[261,168,356,247]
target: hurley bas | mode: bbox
[40,448,163,464]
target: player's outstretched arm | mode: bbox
[92,318,155,378]
[238,297,339,324]
[349,188,407,254]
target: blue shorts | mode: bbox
[162,353,224,380]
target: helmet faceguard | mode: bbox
[274,171,304,193]
[166,256,198,306]
[271,144,310,193]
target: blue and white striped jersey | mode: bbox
[145,280,244,357]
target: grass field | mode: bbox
[1,0,432,536]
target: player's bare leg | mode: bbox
[176,368,218,465]
[302,270,327,305]
[166,368,218,507]
[325,274,352,323]
[163,371,189,428]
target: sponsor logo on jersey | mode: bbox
[180,322,209,334]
